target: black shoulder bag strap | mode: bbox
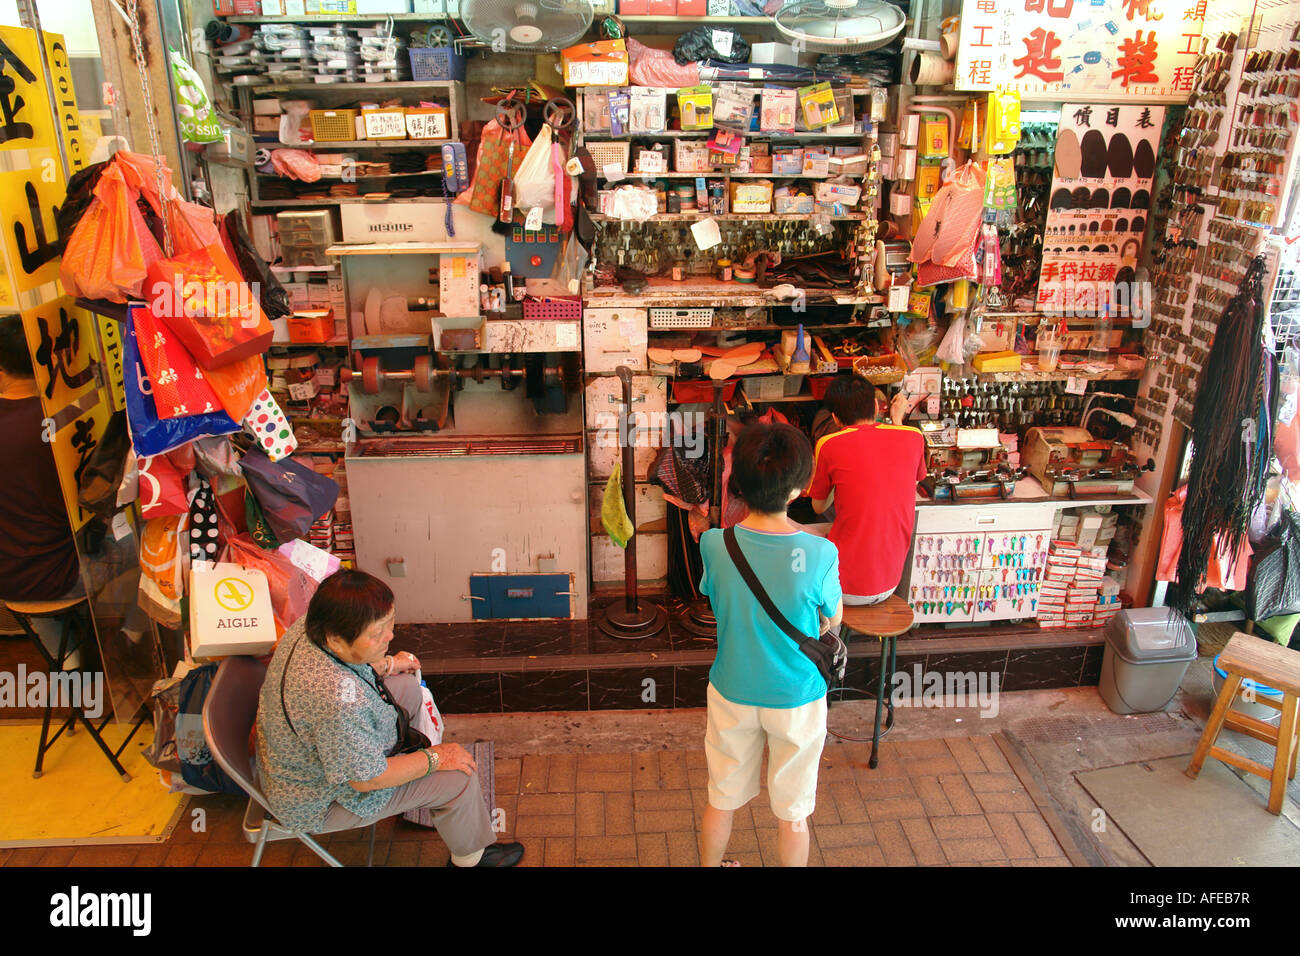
[723,525,814,649]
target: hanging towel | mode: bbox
[602,463,635,548]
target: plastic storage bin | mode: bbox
[1211,653,1284,725]
[408,46,466,82]
[1098,607,1197,714]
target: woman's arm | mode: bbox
[348,743,479,792]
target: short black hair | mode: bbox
[305,569,395,647]
[824,374,875,425]
[727,422,812,514]
[0,314,33,377]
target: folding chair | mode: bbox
[202,655,381,867]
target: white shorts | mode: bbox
[704,682,827,822]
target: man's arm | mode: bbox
[812,488,834,514]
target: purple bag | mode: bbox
[239,446,338,544]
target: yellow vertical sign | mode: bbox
[0,26,106,532]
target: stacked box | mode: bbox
[1039,541,1111,629]
[1093,575,1121,627]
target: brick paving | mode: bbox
[0,732,1083,868]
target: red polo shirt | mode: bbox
[808,423,925,597]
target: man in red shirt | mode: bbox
[808,376,925,605]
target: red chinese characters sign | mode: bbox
[956,0,1203,99]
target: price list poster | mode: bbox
[1036,103,1166,313]
[956,0,1206,99]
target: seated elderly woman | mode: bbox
[256,569,523,867]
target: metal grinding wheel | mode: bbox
[413,353,434,393]
[362,356,382,394]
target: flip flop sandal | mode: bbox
[720,859,742,867]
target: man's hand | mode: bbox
[890,390,924,425]
[432,743,477,777]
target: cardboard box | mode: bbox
[730,180,772,213]
[752,42,798,65]
[190,564,277,659]
[814,181,861,206]
[561,40,629,87]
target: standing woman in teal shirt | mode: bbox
[698,423,843,867]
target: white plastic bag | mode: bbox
[410,672,444,745]
[936,314,967,366]
[513,123,555,215]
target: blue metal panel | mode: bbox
[471,573,571,619]
[468,575,494,620]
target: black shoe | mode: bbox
[446,842,525,868]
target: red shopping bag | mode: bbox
[133,300,230,420]
[137,453,190,519]
[147,243,273,369]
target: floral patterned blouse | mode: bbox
[255,619,398,831]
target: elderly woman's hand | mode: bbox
[432,743,477,777]
[390,651,420,674]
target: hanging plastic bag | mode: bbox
[240,446,339,544]
[137,512,188,628]
[122,307,242,457]
[224,533,319,640]
[170,50,223,144]
[241,388,298,462]
[936,315,967,365]
[133,302,230,420]
[513,122,555,216]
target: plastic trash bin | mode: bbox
[1098,607,1198,714]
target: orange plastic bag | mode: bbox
[202,353,267,424]
[224,533,318,641]
[60,170,165,302]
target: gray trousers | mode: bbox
[320,674,495,857]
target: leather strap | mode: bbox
[723,526,814,650]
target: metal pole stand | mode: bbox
[677,372,730,638]
[595,366,667,640]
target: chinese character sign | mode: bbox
[1036,103,1165,315]
[956,0,1204,98]
[0,26,107,531]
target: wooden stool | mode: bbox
[3,597,145,782]
[1186,632,1300,815]
[841,596,915,769]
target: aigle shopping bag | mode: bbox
[189,562,277,659]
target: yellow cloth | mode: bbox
[601,463,634,549]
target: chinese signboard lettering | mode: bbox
[956,0,1204,99]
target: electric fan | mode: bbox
[462,0,595,53]
[774,0,906,54]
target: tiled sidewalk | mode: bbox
[0,733,1084,867]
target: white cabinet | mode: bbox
[584,308,648,373]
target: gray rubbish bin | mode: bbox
[1098,607,1198,714]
